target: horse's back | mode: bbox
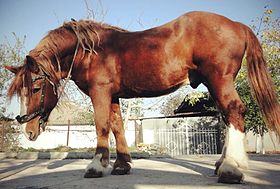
[112,11,248,98]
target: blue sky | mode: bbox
[1,0,279,51]
[1,0,279,116]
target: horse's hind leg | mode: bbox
[110,101,131,175]
[207,76,248,183]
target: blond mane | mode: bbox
[8,20,128,99]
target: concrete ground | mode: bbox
[0,154,279,189]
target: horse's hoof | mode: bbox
[111,166,130,175]
[111,160,131,175]
[218,173,244,184]
[218,167,244,184]
[84,153,112,178]
[84,168,103,178]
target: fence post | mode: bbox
[135,120,143,147]
[185,125,190,155]
[216,114,223,154]
[66,120,70,146]
[1,122,4,150]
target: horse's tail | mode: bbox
[244,26,280,137]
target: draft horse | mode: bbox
[6,11,280,183]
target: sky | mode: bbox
[1,0,280,117]
[1,0,280,51]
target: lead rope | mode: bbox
[57,42,79,100]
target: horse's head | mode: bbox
[6,55,59,141]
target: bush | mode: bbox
[0,117,20,152]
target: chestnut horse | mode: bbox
[6,11,280,183]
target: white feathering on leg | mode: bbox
[85,154,112,176]
[225,124,248,169]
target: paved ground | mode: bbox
[0,154,279,189]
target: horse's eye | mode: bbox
[32,87,41,94]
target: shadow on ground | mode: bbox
[1,156,280,189]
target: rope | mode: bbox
[57,42,79,100]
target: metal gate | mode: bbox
[156,125,220,157]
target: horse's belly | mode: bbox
[122,74,190,98]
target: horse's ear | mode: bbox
[4,65,22,74]
[26,55,39,73]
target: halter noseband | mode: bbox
[15,75,48,130]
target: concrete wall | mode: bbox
[16,120,280,153]
[18,125,97,149]
[18,124,137,149]
[245,131,280,152]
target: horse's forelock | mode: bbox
[7,65,33,99]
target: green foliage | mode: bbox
[185,92,206,106]
[0,120,20,152]
[0,34,26,117]
[0,34,26,152]
[160,90,216,116]
[236,7,279,135]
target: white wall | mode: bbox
[125,121,137,147]
[18,123,138,149]
[245,131,280,152]
[18,125,97,149]
[17,121,280,153]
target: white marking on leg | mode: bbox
[85,154,112,176]
[217,124,247,182]
[224,123,248,169]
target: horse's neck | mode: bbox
[59,49,76,80]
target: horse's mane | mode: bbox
[8,20,128,99]
[63,20,127,56]
[63,20,128,57]
[7,65,32,99]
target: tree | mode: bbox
[160,91,186,116]
[236,8,280,137]
[120,98,144,129]
[0,34,26,118]
[0,34,25,152]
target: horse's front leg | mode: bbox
[84,87,112,178]
[110,100,131,175]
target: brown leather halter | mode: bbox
[15,74,49,131]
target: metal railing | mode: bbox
[157,125,221,157]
